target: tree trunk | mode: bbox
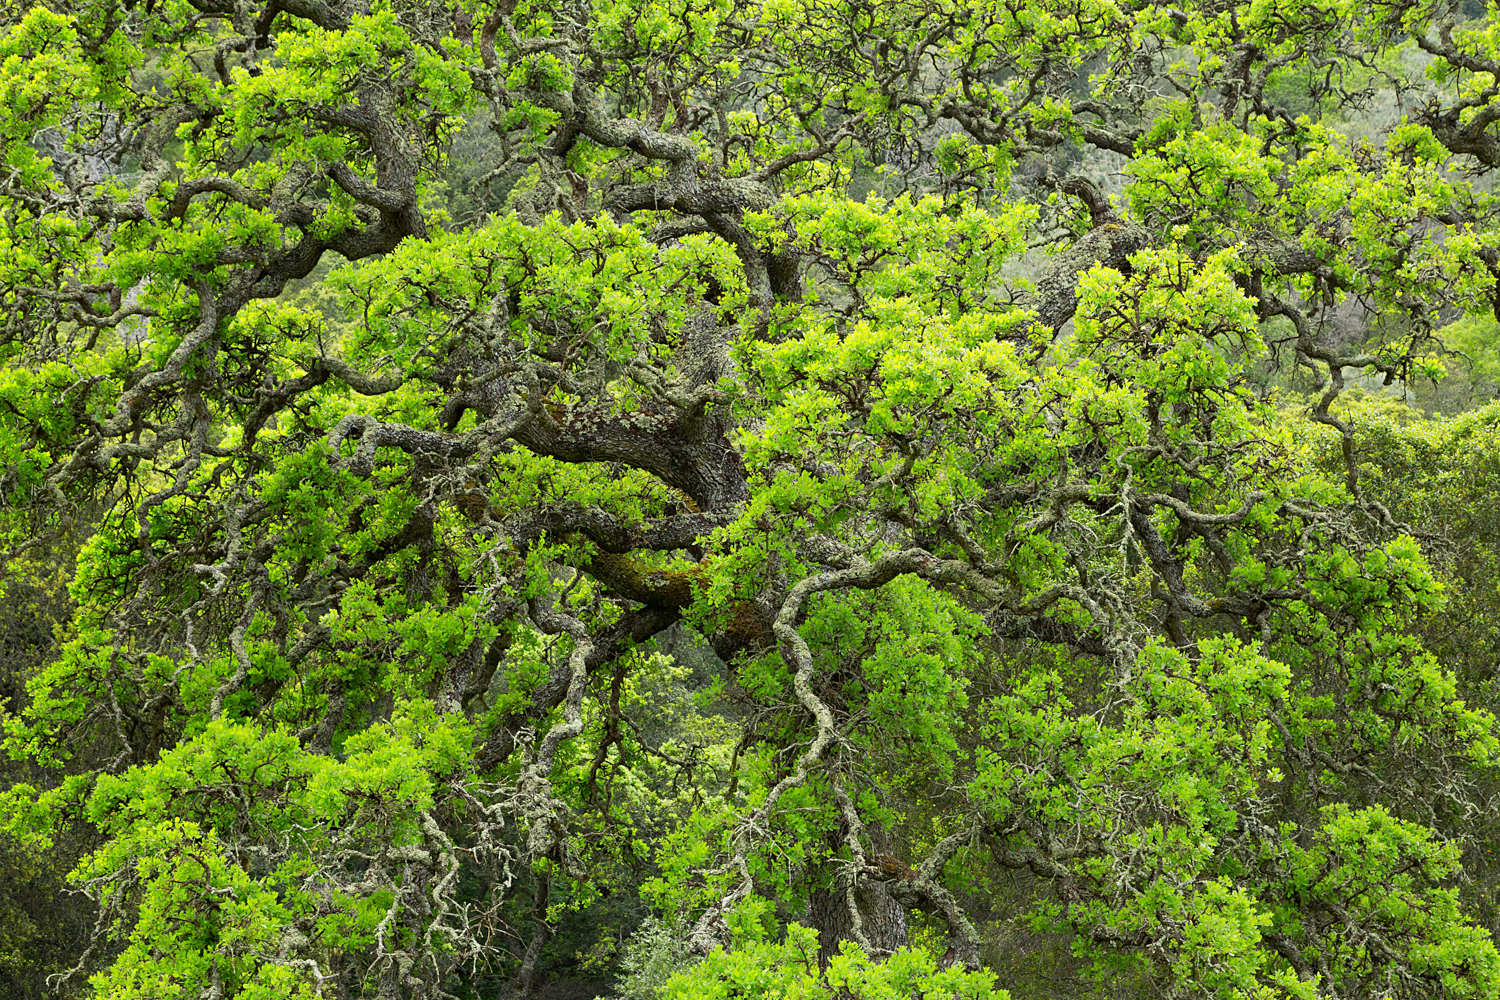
[517,872,551,998]
[808,881,909,968]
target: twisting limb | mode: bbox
[516,584,595,862]
[687,548,961,953]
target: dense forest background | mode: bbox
[11,0,1500,998]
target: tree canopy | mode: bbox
[8,0,1500,998]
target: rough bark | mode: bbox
[809,882,910,968]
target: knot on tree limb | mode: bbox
[868,855,915,881]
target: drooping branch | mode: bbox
[508,503,732,555]
[512,403,749,512]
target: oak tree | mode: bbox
[5,0,1500,998]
